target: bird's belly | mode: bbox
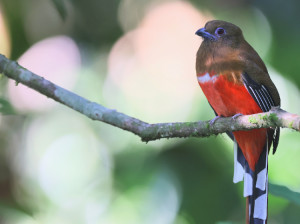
[197,73,262,116]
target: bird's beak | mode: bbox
[195,28,216,40]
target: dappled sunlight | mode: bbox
[7,36,81,112]
[105,1,214,124]
[97,171,180,224]
[14,110,114,223]
[38,134,103,206]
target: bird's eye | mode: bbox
[215,27,225,36]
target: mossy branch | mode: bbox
[0,54,299,142]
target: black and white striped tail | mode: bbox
[233,137,268,224]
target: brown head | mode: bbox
[195,20,268,76]
[196,20,244,48]
[196,20,251,74]
[196,20,268,81]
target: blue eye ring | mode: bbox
[215,27,225,36]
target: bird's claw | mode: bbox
[209,116,222,129]
[231,113,243,121]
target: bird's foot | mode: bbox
[231,113,244,121]
[209,115,223,129]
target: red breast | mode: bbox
[197,71,265,170]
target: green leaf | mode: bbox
[0,200,33,217]
[51,0,67,20]
[269,183,300,205]
[0,98,15,115]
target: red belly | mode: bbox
[198,72,266,170]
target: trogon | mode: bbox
[195,20,280,224]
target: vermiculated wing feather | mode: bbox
[242,72,280,154]
[242,72,274,112]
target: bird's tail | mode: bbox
[233,136,268,224]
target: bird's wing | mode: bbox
[240,52,281,107]
[242,72,275,112]
[241,71,280,154]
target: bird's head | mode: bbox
[196,20,244,47]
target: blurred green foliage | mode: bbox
[51,0,68,20]
[269,183,300,206]
[0,98,15,115]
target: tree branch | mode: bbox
[0,54,299,142]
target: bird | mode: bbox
[195,20,280,224]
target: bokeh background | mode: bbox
[0,0,299,223]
